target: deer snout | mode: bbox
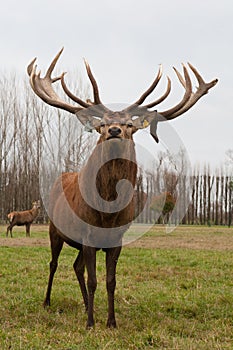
[108,126,122,137]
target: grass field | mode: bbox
[0,225,233,349]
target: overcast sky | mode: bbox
[0,0,232,170]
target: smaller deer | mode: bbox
[6,200,40,237]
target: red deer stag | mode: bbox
[27,48,217,328]
[6,200,40,237]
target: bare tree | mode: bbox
[228,179,233,227]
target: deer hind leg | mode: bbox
[43,225,64,307]
[105,246,122,328]
[73,250,88,312]
[6,225,13,238]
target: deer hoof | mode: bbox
[107,319,117,328]
[43,300,50,308]
[86,319,95,329]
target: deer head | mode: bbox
[32,200,40,209]
[27,48,218,143]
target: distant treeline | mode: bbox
[135,171,233,227]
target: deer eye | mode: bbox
[100,122,105,127]
[127,122,133,127]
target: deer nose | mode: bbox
[108,126,122,137]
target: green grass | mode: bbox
[0,226,233,349]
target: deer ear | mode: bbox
[131,110,157,129]
[75,106,105,132]
[150,119,159,143]
[75,113,102,132]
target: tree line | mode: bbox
[135,166,233,226]
[0,73,232,226]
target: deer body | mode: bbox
[27,49,217,328]
[46,129,137,328]
[6,201,40,237]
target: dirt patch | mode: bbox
[0,224,232,251]
[129,235,233,251]
[128,225,233,251]
[0,224,49,247]
[0,237,49,247]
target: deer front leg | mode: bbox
[83,246,97,329]
[105,246,122,328]
[26,223,31,237]
[44,227,64,307]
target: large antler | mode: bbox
[27,48,108,121]
[163,63,218,119]
[127,62,218,120]
[124,62,218,142]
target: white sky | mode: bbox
[0,0,232,169]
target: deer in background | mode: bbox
[27,48,217,328]
[6,200,40,237]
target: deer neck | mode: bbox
[31,206,39,217]
[79,138,137,204]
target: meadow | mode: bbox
[0,225,233,349]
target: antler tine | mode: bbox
[173,65,186,88]
[144,76,171,109]
[134,64,163,106]
[61,74,109,113]
[84,59,102,105]
[45,47,64,81]
[160,64,192,119]
[27,57,37,76]
[160,64,218,120]
[188,63,218,91]
[61,73,90,108]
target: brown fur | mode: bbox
[6,201,40,237]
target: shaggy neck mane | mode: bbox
[96,158,136,201]
[78,138,137,227]
[84,138,137,195]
